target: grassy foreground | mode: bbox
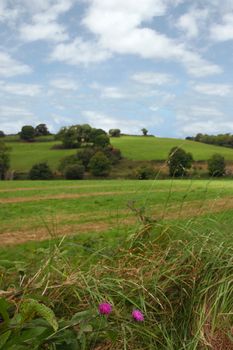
[0,179,233,349]
[5,136,233,172]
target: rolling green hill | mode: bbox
[111,136,233,161]
[5,136,233,172]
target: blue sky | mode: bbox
[0,0,233,137]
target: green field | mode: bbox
[111,136,233,161]
[1,179,233,246]
[1,179,233,349]
[5,136,233,172]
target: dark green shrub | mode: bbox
[89,151,111,176]
[64,164,85,179]
[109,129,121,137]
[0,130,5,138]
[136,166,155,180]
[93,134,110,148]
[29,162,53,180]
[0,142,10,180]
[208,154,226,177]
[102,146,122,164]
[20,125,35,141]
[58,155,80,173]
[35,124,50,136]
[168,147,193,177]
[76,148,95,169]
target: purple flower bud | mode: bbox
[132,309,144,322]
[98,302,112,315]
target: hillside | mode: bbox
[111,136,233,161]
[5,135,233,172]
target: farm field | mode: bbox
[1,179,233,247]
[5,136,233,172]
[1,179,233,349]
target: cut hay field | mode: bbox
[5,135,233,172]
[1,179,233,247]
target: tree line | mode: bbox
[186,133,233,148]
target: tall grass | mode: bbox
[1,210,233,349]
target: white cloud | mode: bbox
[0,52,32,77]
[90,83,127,99]
[176,8,209,38]
[79,0,222,77]
[0,105,40,133]
[132,72,174,85]
[50,0,222,77]
[192,83,232,96]
[210,14,233,42]
[50,38,111,64]
[0,81,41,96]
[19,0,73,42]
[49,78,78,90]
[20,22,68,42]
[83,110,162,134]
[175,103,231,136]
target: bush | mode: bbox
[109,129,121,137]
[29,162,53,180]
[136,166,155,180]
[0,142,10,180]
[0,130,5,138]
[35,124,50,136]
[208,153,226,177]
[76,148,95,169]
[64,164,85,179]
[89,151,111,176]
[168,147,193,177]
[58,155,80,173]
[20,125,35,141]
[102,145,122,164]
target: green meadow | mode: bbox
[1,180,233,349]
[5,135,233,172]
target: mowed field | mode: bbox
[1,179,233,247]
[6,136,233,172]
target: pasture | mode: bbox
[1,179,233,248]
[5,136,233,172]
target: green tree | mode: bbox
[29,163,53,180]
[0,142,10,180]
[58,155,80,173]
[168,147,193,177]
[141,128,148,136]
[64,164,85,179]
[35,124,50,136]
[20,125,35,141]
[57,126,80,149]
[109,129,121,137]
[208,154,226,177]
[0,130,5,138]
[89,151,111,176]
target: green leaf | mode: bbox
[20,299,58,331]
[0,330,11,349]
[0,298,10,325]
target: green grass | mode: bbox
[9,141,76,172]
[0,179,233,349]
[111,136,233,161]
[4,135,233,172]
[0,179,233,241]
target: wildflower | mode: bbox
[132,309,144,322]
[98,302,112,315]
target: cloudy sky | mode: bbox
[0,0,233,137]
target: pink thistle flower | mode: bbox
[98,302,112,315]
[132,309,144,322]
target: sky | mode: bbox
[0,0,233,138]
